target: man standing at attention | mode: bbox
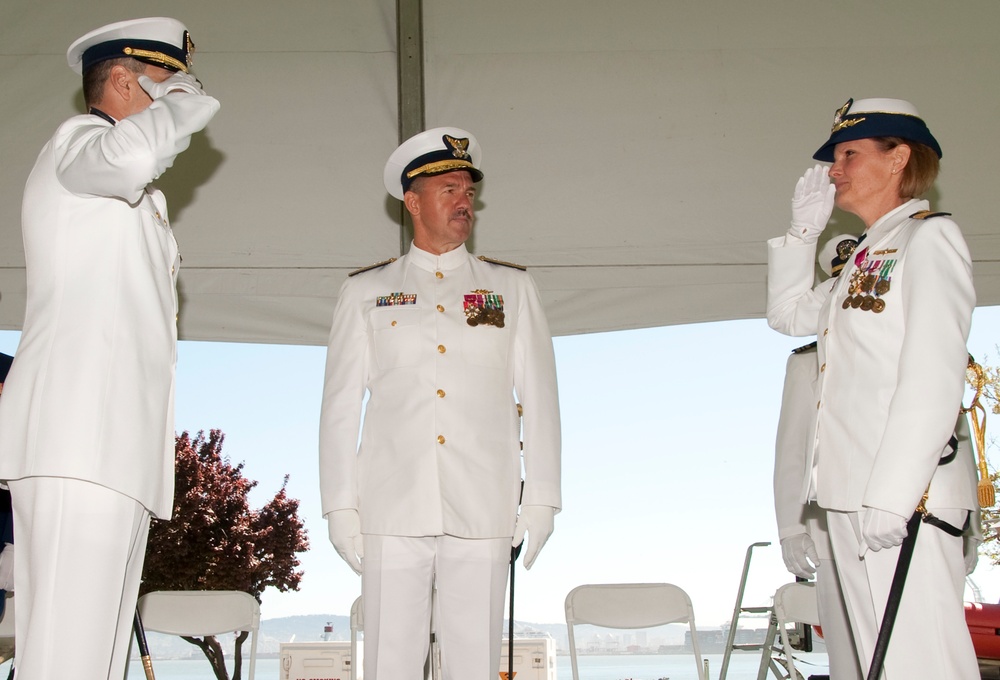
[0,18,219,679]
[320,127,561,680]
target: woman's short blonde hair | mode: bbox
[874,136,940,199]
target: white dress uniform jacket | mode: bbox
[774,344,864,680]
[774,345,820,540]
[767,199,976,520]
[320,243,561,538]
[0,91,220,519]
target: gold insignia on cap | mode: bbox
[123,47,189,73]
[836,238,857,260]
[444,135,471,160]
[830,98,864,133]
[832,117,865,134]
[405,159,475,179]
[185,31,195,70]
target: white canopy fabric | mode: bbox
[2,1,999,344]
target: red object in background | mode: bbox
[966,601,1000,660]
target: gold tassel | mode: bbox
[962,355,994,508]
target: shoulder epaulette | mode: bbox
[791,341,818,355]
[478,255,526,271]
[348,258,396,277]
[909,210,952,220]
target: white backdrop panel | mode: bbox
[1,1,998,343]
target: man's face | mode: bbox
[407,171,477,254]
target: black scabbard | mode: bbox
[507,542,522,680]
[134,607,156,680]
[866,511,922,680]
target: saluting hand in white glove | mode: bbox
[780,533,819,580]
[512,505,555,569]
[788,164,836,244]
[138,70,206,99]
[327,509,363,576]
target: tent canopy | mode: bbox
[2,1,998,344]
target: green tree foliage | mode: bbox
[140,430,309,680]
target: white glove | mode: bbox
[512,505,554,569]
[0,543,13,591]
[138,71,206,99]
[860,507,909,555]
[327,509,363,575]
[780,533,819,579]
[964,534,981,576]
[787,164,836,244]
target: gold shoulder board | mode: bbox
[909,210,952,220]
[791,341,818,355]
[478,255,526,271]
[348,258,396,277]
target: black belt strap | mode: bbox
[921,509,970,537]
[921,433,967,537]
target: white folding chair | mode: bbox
[565,583,705,680]
[770,581,820,680]
[350,595,363,680]
[137,590,261,680]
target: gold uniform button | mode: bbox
[435,271,444,279]
[437,435,446,445]
[823,328,829,336]
[816,401,821,410]
[391,321,397,326]
[820,363,826,372]
[437,389,446,398]
[437,345,446,354]
[437,304,445,312]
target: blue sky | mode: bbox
[2,307,999,629]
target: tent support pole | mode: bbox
[396,0,425,254]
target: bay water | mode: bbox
[95,651,830,679]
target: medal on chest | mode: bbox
[376,292,417,307]
[464,290,505,327]
[842,247,896,313]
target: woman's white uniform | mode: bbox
[767,199,979,679]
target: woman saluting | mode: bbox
[766,98,979,679]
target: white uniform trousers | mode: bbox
[9,477,150,680]
[806,507,862,679]
[361,535,510,680]
[814,559,862,680]
[827,509,978,679]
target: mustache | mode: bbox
[452,209,472,220]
